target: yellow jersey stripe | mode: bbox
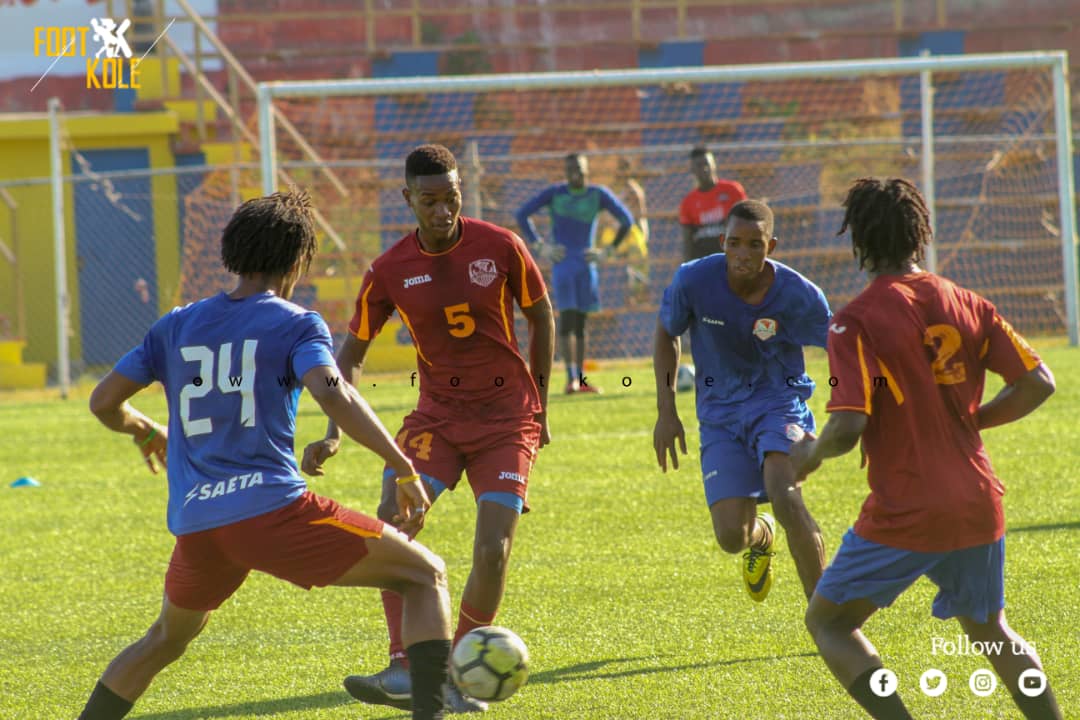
[857,334,872,415]
[354,282,375,340]
[998,316,1039,371]
[309,517,383,539]
[499,279,513,344]
[396,305,433,366]
[514,246,535,308]
[876,356,905,406]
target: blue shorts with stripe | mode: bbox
[815,529,1006,623]
[699,396,814,506]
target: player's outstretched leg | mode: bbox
[335,523,452,720]
[805,593,913,720]
[708,497,774,602]
[78,598,211,720]
[957,612,1063,720]
[763,452,825,599]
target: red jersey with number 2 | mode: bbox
[825,272,1041,552]
[349,217,547,421]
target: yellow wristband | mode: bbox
[395,473,421,486]
[138,427,158,448]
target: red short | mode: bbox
[164,491,384,612]
[391,411,541,507]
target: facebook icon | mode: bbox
[870,668,899,697]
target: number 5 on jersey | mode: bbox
[444,302,476,338]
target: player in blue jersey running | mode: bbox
[515,152,634,394]
[653,199,829,603]
[77,191,453,720]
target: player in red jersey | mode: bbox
[303,144,555,713]
[678,146,748,262]
[790,178,1062,720]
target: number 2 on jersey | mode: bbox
[179,340,258,437]
[444,302,476,338]
[923,324,966,385]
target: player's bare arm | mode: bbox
[976,363,1055,430]
[302,332,372,475]
[89,370,167,473]
[680,224,696,261]
[652,319,686,472]
[789,410,867,480]
[521,294,555,448]
[301,364,429,528]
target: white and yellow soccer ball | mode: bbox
[450,626,529,702]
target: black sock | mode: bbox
[847,667,912,720]
[78,681,134,720]
[1011,688,1062,720]
[406,639,451,720]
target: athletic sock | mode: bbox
[78,681,134,720]
[566,365,578,383]
[406,639,450,720]
[753,517,773,551]
[382,589,409,668]
[847,667,913,720]
[1011,687,1062,719]
[453,600,497,648]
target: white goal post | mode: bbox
[256,51,1078,345]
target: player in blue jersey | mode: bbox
[652,199,829,603]
[77,191,453,720]
[515,152,634,394]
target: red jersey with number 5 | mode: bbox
[825,272,1041,552]
[349,217,547,421]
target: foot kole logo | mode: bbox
[34,19,141,90]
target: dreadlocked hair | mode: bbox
[838,177,932,272]
[220,189,317,278]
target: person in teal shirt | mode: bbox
[515,153,634,393]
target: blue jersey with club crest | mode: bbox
[659,255,831,424]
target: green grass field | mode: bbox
[2,344,1078,719]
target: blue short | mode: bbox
[699,397,814,506]
[815,529,1006,623]
[552,262,599,313]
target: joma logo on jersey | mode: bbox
[183,472,264,507]
[403,274,433,289]
[497,471,526,484]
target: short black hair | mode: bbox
[405,144,457,184]
[727,199,774,238]
[565,152,585,163]
[689,146,713,160]
[220,189,316,277]
[838,177,931,272]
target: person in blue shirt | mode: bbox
[77,191,453,720]
[515,152,634,394]
[652,199,829,604]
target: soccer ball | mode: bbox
[450,626,529,702]
[676,364,696,392]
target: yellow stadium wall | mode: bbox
[0,112,178,372]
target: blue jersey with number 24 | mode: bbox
[114,291,337,536]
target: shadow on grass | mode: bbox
[1010,520,1080,534]
[134,690,357,720]
[529,651,819,686]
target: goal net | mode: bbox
[239,53,1077,360]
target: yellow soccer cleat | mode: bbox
[742,512,776,602]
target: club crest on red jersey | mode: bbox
[753,318,777,341]
[469,258,498,287]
